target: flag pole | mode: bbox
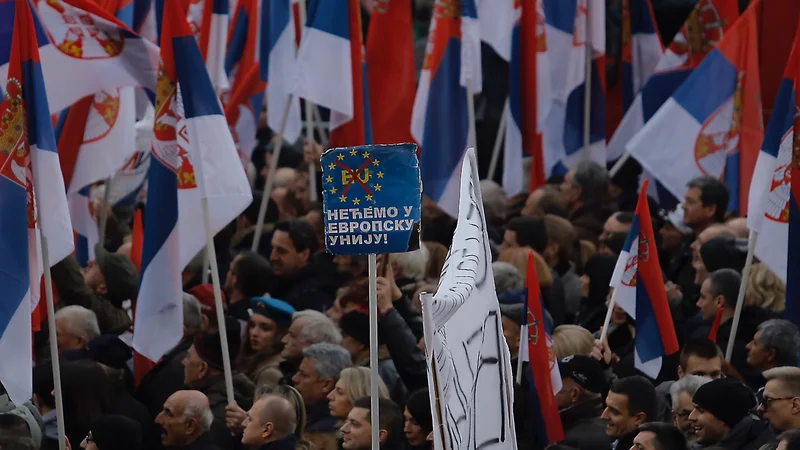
[487,99,509,182]
[466,84,479,162]
[98,177,112,249]
[608,152,631,178]
[40,237,66,450]
[582,0,592,158]
[725,230,757,362]
[368,254,380,450]
[313,106,329,148]
[201,197,236,405]
[252,95,295,252]
[599,288,619,343]
[297,0,319,203]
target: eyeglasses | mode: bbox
[759,395,795,410]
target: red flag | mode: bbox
[130,209,143,272]
[525,251,564,444]
[365,0,415,145]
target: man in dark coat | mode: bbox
[556,356,613,450]
[240,395,300,450]
[268,220,334,311]
[155,390,221,450]
[559,161,614,245]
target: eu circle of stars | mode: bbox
[321,147,385,206]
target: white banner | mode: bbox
[420,148,517,450]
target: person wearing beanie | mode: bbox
[182,318,255,448]
[339,311,407,405]
[236,297,295,385]
[556,355,612,450]
[403,389,433,450]
[51,243,137,334]
[689,377,774,449]
[187,284,227,332]
[82,415,142,450]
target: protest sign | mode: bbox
[321,143,421,255]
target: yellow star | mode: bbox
[353,198,360,205]
[326,176,333,183]
[337,154,345,161]
[365,194,373,201]
[362,151,370,158]
[328,163,335,170]
[330,187,337,194]
[377,171,384,178]
[340,194,347,202]
[374,184,382,191]
[350,149,358,156]
[372,159,380,166]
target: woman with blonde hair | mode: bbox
[552,325,595,360]
[746,263,786,313]
[326,367,390,421]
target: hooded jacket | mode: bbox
[715,416,775,450]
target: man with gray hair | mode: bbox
[759,367,800,433]
[293,343,352,450]
[492,262,523,295]
[669,375,711,445]
[559,160,613,243]
[747,319,800,374]
[280,310,342,381]
[155,390,217,450]
[54,305,100,352]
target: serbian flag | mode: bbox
[605,0,662,140]
[365,0,415,145]
[259,0,301,143]
[504,0,550,196]
[541,0,606,175]
[607,0,739,162]
[520,251,564,446]
[411,0,482,217]
[627,0,763,215]
[295,0,371,148]
[0,0,159,114]
[133,0,251,361]
[0,0,74,404]
[224,0,258,81]
[746,22,800,325]
[610,179,679,378]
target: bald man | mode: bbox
[725,217,749,239]
[155,390,218,450]
[241,395,298,447]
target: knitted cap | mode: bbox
[692,378,755,428]
[339,311,370,346]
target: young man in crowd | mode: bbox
[341,397,405,450]
[601,376,659,450]
[630,422,687,450]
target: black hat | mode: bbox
[90,415,142,450]
[94,243,139,303]
[700,237,748,273]
[193,318,241,371]
[339,311,370,346]
[692,378,755,428]
[558,355,607,394]
[62,334,132,369]
[499,303,525,326]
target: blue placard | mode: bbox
[321,143,421,255]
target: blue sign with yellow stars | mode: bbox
[321,143,421,255]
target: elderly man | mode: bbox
[54,305,100,352]
[183,321,254,448]
[747,320,800,374]
[669,375,711,445]
[155,390,218,450]
[280,310,342,381]
[601,376,658,450]
[559,160,613,243]
[758,367,800,434]
[293,343,352,450]
[52,243,136,333]
[241,395,298,449]
[341,397,405,450]
[688,377,773,449]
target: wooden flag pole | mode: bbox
[725,230,758,362]
[98,177,112,248]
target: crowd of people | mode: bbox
[2,138,800,450]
